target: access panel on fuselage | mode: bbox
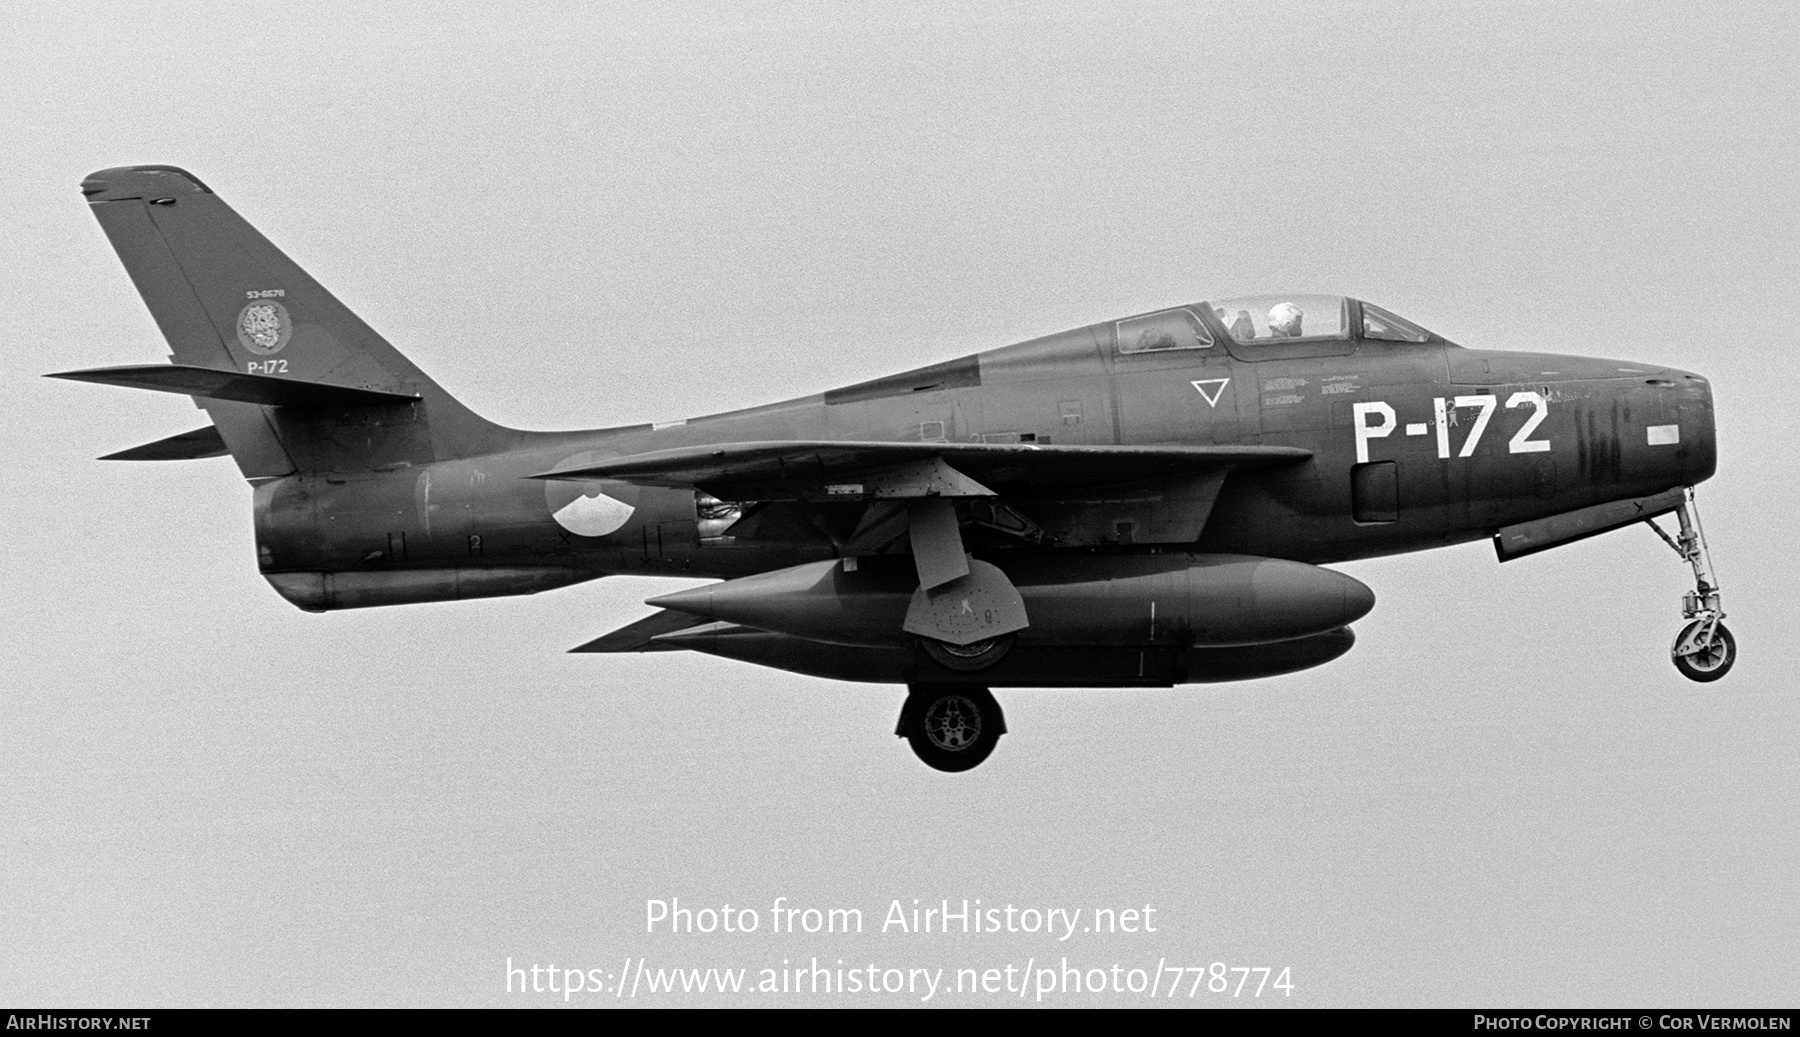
[1105,307,1251,446]
[960,325,1117,446]
[1197,341,1464,562]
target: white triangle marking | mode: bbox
[1190,378,1231,407]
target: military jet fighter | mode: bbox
[52,166,1732,771]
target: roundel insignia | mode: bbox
[544,453,639,538]
[237,299,292,355]
[553,489,636,537]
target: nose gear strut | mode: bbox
[1646,487,1734,682]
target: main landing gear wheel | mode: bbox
[897,685,1004,772]
[1671,619,1735,682]
[1647,487,1734,683]
[919,633,1016,673]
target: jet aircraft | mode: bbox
[52,166,1732,771]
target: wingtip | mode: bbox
[571,608,711,652]
[80,165,212,202]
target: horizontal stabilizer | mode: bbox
[99,424,229,461]
[47,364,419,409]
[570,609,711,653]
[529,440,1310,500]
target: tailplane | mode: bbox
[66,165,516,476]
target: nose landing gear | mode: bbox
[1647,487,1733,682]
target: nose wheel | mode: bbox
[1671,618,1734,682]
[1647,487,1733,683]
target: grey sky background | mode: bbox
[3,0,1796,1007]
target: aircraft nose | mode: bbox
[1658,368,1717,487]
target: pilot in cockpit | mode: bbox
[1268,302,1304,338]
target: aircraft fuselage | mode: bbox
[250,306,1715,610]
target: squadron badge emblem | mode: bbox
[237,299,292,355]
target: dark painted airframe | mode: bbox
[53,166,1733,771]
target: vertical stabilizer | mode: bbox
[80,165,514,476]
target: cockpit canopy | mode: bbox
[1205,294,1432,345]
[1105,295,1442,362]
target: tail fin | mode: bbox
[78,165,515,477]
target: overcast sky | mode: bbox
[3,0,1796,1007]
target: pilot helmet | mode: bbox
[1268,302,1304,337]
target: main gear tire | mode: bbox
[900,686,1004,772]
[920,633,1016,673]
